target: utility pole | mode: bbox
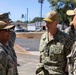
[38,0,44,30]
[26,8,28,24]
[25,14,26,23]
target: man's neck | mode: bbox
[48,28,57,41]
[48,28,57,35]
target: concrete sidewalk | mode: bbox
[14,44,39,75]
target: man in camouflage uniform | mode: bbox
[0,12,18,75]
[65,8,76,75]
[6,26,18,75]
[36,11,73,75]
[0,21,15,75]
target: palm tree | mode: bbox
[21,14,24,22]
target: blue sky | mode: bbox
[0,0,52,21]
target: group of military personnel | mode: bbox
[0,13,18,75]
[0,8,76,75]
[36,8,76,75]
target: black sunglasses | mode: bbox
[0,29,11,32]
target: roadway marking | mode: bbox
[16,44,32,55]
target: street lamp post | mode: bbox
[38,0,44,30]
[26,8,28,24]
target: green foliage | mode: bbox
[47,0,76,26]
[30,17,44,23]
[16,20,22,22]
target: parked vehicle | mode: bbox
[36,28,41,32]
[15,26,25,32]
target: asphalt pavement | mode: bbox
[14,44,40,75]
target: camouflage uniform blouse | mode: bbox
[0,43,8,75]
[0,42,17,75]
[39,30,72,75]
[66,29,76,75]
[67,41,76,75]
[6,30,18,75]
[7,30,17,63]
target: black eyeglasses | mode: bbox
[0,29,11,32]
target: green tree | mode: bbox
[16,20,22,22]
[47,0,76,28]
[30,17,44,23]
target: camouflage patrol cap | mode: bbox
[0,21,14,29]
[66,8,76,16]
[43,11,58,22]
